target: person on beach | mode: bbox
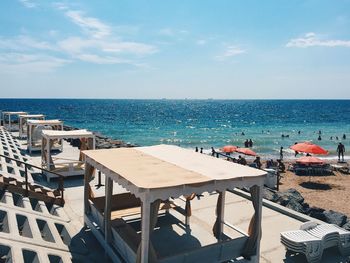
[330,136,333,140]
[318,135,322,141]
[249,139,253,147]
[280,146,284,160]
[343,134,347,140]
[238,155,247,165]
[244,139,249,147]
[298,131,301,135]
[336,136,339,140]
[200,147,203,154]
[277,159,286,173]
[195,147,198,152]
[211,147,215,156]
[241,132,245,136]
[294,142,299,157]
[253,156,262,169]
[337,143,345,162]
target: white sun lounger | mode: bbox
[281,221,350,262]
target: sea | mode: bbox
[1,99,349,160]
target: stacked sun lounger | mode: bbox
[281,221,350,263]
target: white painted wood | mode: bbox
[141,198,151,263]
[219,190,226,240]
[104,176,113,243]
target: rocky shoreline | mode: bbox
[262,187,350,231]
[63,125,138,149]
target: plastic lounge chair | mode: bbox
[281,222,350,262]
[281,229,323,262]
[303,223,350,256]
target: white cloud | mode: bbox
[0,36,57,51]
[75,54,129,64]
[58,37,157,56]
[0,53,70,73]
[286,32,350,48]
[19,0,37,8]
[65,10,111,39]
[215,46,246,61]
[52,2,68,11]
[0,3,158,71]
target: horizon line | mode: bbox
[0,98,350,101]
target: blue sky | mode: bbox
[1,0,350,99]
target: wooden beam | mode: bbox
[104,176,113,243]
[252,184,263,263]
[219,190,226,240]
[83,162,91,227]
[141,198,151,263]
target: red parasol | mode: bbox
[221,145,238,153]
[296,156,325,165]
[235,147,257,156]
[290,142,328,155]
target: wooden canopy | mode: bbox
[83,145,266,263]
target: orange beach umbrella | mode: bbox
[290,142,328,155]
[235,147,257,156]
[221,145,238,153]
[296,156,325,165]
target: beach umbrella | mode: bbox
[221,145,237,153]
[235,147,257,156]
[296,156,325,165]
[290,142,328,155]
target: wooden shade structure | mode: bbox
[19,114,45,138]
[82,145,266,263]
[27,119,63,153]
[2,111,28,131]
[41,129,95,182]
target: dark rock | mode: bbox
[276,194,291,206]
[302,202,310,214]
[262,188,278,202]
[274,188,304,207]
[97,142,112,149]
[286,198,304,213]
[285,188,304,203]
[308,207,326,221]
[71,138,81,147]
[342,221,350,231]
[323,210,347,226]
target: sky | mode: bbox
[0,0,350,99]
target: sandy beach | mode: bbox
[279,161,350,217]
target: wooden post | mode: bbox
[83,162,92,225]
[104,176,113,243]
[141,198,151,263]
[219,191,226,240]
[46,138,50,170]
[254,184,263,263]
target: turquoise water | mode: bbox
[1,99,349,159]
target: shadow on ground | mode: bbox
[284,247,350,262]
[299,181,332,190]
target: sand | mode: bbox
[278,162,350,217]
